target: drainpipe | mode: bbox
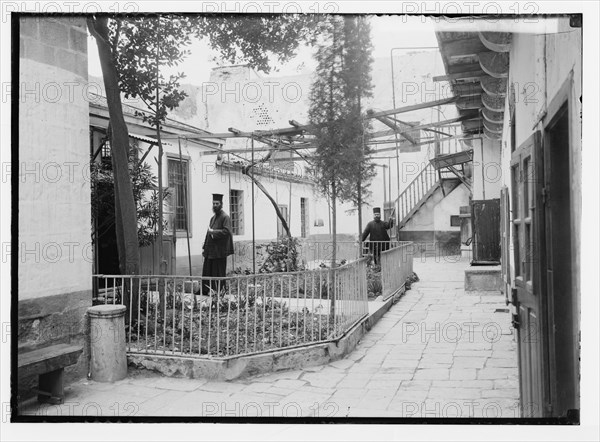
[477,110,486,200]
[480,138,486,200]
[382,164,387,206]
[251,136,256,275]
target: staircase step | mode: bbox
[431,149,474,169]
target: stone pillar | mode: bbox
[88,305,128,382]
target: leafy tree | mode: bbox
[108,15,195,275]
[195,15,323,73]
[91,141,168,248]
[88,16,140,279]
[308,16,346,276]
[340,16,376,237]
[88,15,195,315]
[308,15,376,270]
[87,14,321,277]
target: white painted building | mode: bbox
[436,18,583,417]
[174,56,470,253]
[89,95,335,275]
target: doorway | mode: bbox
[543,102,579,418]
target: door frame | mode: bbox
[541,70,580,416]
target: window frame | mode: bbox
[277,204,289,238]
[450,215,461,227]
[165,154,192,238]
[300,197,309,238]
[229,189,244,236]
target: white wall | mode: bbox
[402,183,467,232]
[19,18,91,300]
[434,184,469,231]
[472,137,502,201]
[143,140,338,263]
[499,26,582,298]
[200,52,455,237]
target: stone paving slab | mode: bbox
[20,256,520,419]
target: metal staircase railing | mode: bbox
[386,135,472,230]
[392,163,440,229]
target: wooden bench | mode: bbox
[18,343,83,404]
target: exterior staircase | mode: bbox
[390,148,474,230]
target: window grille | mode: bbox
[229,189,244,235]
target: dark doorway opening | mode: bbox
[544,103,578,417]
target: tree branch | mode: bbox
[87,17,110,47]
[241,168,291,238]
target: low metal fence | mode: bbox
[93,258,368,359]
[380,242,414,300]
[298,241,360,268]
[360,240,406,264]
[299,240,406,267]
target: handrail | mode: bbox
[388,135,464,227]
[392,163,438,224]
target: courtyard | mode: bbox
[21,256,519,418]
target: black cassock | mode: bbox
[202,210,234,295]
[361,219,394,264]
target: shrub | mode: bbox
[405,272,419,290]
[259,237,304,273]
[366,265,382,299]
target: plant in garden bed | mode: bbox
[128,289,337,357]
[258,236,305,273]
[405,272,420,290]
[366,264,382,299]
[228,268,333,301]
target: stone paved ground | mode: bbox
[21,256,519,419]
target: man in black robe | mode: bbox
[202,193,234,296]
[361,207,395,266]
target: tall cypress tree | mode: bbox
[308,16,347,275]
[308,15,375,313]
[340,15,376,238]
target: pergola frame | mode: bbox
[161,96,479,162]
[155,95,481,274]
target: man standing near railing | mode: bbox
[202,193,234,296]
[361,207,395,266]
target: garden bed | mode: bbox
[126,282,345,358]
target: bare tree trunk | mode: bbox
[331,181,337,268]
[109,125,126,275]
[155,24,166,276]
[357,176,362,240]
[330,181,337,317]
[242,169,292,238]
[88,17,140,317]
[88,18,140,274]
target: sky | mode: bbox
[88,15,440,85]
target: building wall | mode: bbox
[472,137,502,201]
[204,65,362,236]
[201,54,457,238]
[499,25,582,414]
[500,29,582,293]
[433,183,470,231]
[399,182,466,254]
[138,139,335,275]
[18,17,91,391]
